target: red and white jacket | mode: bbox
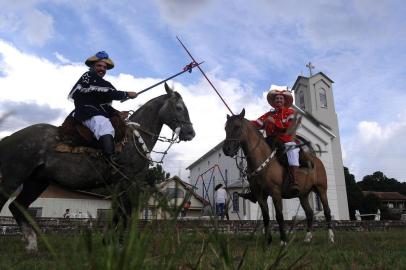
[251,107,296,143]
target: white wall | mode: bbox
[0,198,111,218]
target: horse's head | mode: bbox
[158,83,195,141]
[222,109,246,157]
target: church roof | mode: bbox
[292,72,334,90]
[160,176,210,206]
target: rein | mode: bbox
[225,120,275,177]
[127,121,181,164]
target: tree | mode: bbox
[357,171,406,196]
[359,193,383,220]
[343,167,364,220]
[145,164,170,185]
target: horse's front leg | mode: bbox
[104,192,132,245]
[257,198,272,245]
[272,197,287,245]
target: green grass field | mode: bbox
[0,224,405,270]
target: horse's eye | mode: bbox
[176,105,183,111]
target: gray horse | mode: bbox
[0,83,195,251]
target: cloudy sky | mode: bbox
[0,0,405,182]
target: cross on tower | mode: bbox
[306,62,315,77]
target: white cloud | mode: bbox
[343,112,406,182]
[0,39,82,111]
[0,39,268,179]
[23,9,54,46]
[155,0,212,26]
[0,1,54,46]
[54,52,71,64]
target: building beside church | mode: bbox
[0,184,111,219]
[187,71,350,221]
[142,176,210,219]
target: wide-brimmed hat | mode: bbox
[266,89,293,108]
[215,184,223,191]
[85,51,114,70]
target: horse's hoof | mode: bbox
[328,229,335,243]
[280,241,287,247]
[22,226,38,253]
[304,231,313,243]
[25,241,38,253]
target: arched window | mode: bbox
[299,91,305,110]
[315,144,323,157]
[232,192,239,212]
[319,88,327,108]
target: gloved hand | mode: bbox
[127,92,138,99]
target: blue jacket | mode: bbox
[68,71,128,121]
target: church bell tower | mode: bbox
[292,63,349,220]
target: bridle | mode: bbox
[126,121,181,165]
[224,119,262,157]
[168,96,193,130]
[125,96,192,164]
[225,118,276,177]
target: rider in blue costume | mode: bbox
[68,51,138,162]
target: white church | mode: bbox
[186,70,350,221]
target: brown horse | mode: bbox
[222,109,334,245]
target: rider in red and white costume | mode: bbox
[254,89,299,189]
[243,89,300,200]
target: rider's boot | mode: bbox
[288,166,300,196]
[99,134,120,167]
[238,191,258,203]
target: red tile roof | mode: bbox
[362,191,406,201]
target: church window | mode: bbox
[232,192,239,212]
[320,88,327,108]
[315,144,322,157]
[299,91,305,110]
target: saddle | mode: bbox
[273,140,314,169]
[56,114,127,154]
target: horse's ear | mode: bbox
[239,108,245,118]
[165,82,174,96]
[227,114,231,120]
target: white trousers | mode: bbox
[82,115,115,140]
[285,142,300,166]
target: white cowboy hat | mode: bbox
[266,89,293,108]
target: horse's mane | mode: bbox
[131,91,182,116]
[242,118,264,139]
[132,93,167,115]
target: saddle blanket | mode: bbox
[55,143,123,154]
